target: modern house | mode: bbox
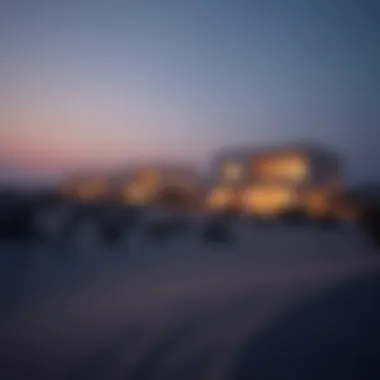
[116,164,200,206]
[206,142,345,217]
[60,164,201,207]
[60,172,110,202]
[59,141,356,219]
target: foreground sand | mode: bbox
[0,224,379,379]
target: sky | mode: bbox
[1,0,379,185]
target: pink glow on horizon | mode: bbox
[1,99,210,176]
[1,132,206,175]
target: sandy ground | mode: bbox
[0,221,379,379]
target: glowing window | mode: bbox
[127,182,152,205]
[254,156,308,182]
[243,186,294,214]
[76,177,108,200]
[306,192,327,216]
[207,187,234,209]
[137,169,159,186]
[222,161,243,182]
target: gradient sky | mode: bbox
[1,0,379,184]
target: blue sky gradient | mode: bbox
[1,0,379,184]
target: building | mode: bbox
[59,142,353,219]
[60,171,111,202]
[116,164,200,206]
[207,142,345,217]
[60,164,201,207]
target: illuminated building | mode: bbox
[60,173,110,202]
[119,165,199,206]
[59,142,347,218]
[208,143,344,216]
[243,185,296,216]
[207,186,236,211]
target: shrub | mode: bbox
[359,203,380,247]
[57,208,86,239]
[0,201,42,241]
[202,218,233,244]
[221,205,240,219]
[122,206,141,228]
[278,208,309,226]
[158,186,188,210]
[167,215,190,234]
[313,214,339,229]
[98,218,123,244]
[247,214,275,228]
[146,220,172,240]
[36,190,62,210]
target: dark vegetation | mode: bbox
[246,213,276,228]
[167,215,191,234]
[220,205,241,221]
[157,186,189,210]
[359,202,380,248]
[278,207,310,226]
[146,219,173,240]
[98,217,124,245]
[313,214,340,229]
[0,186,378,251]
[122,205,141,228]
[0,195,42,241]
[202,217,233,244]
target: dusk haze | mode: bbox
[1,0,379,186]
[1,2,380,380]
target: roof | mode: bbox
[212,140,342,166]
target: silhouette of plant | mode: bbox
[202,217,233,243]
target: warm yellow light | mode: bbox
[126,182,153,205]
[137,169,159,187]
[70,176,109,200]
[306,192,328,216]
[243,185,294,215]
[207,187,234,209]
[254,155,308,182]
[222,161,243,182]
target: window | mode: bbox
[126,182,152,205]
[137,169,159,187]
[76,176,108,200]
[243,185,295,214]
[221,161,243,182]
[207,187,234,209]
[254,155,308,182]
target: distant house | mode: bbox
[116,164,200,206]
[60,172,110,202]
[59,164,201,207]
[207,142,345,217]
[58,142,355,219]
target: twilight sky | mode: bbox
[1,0,379,184]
